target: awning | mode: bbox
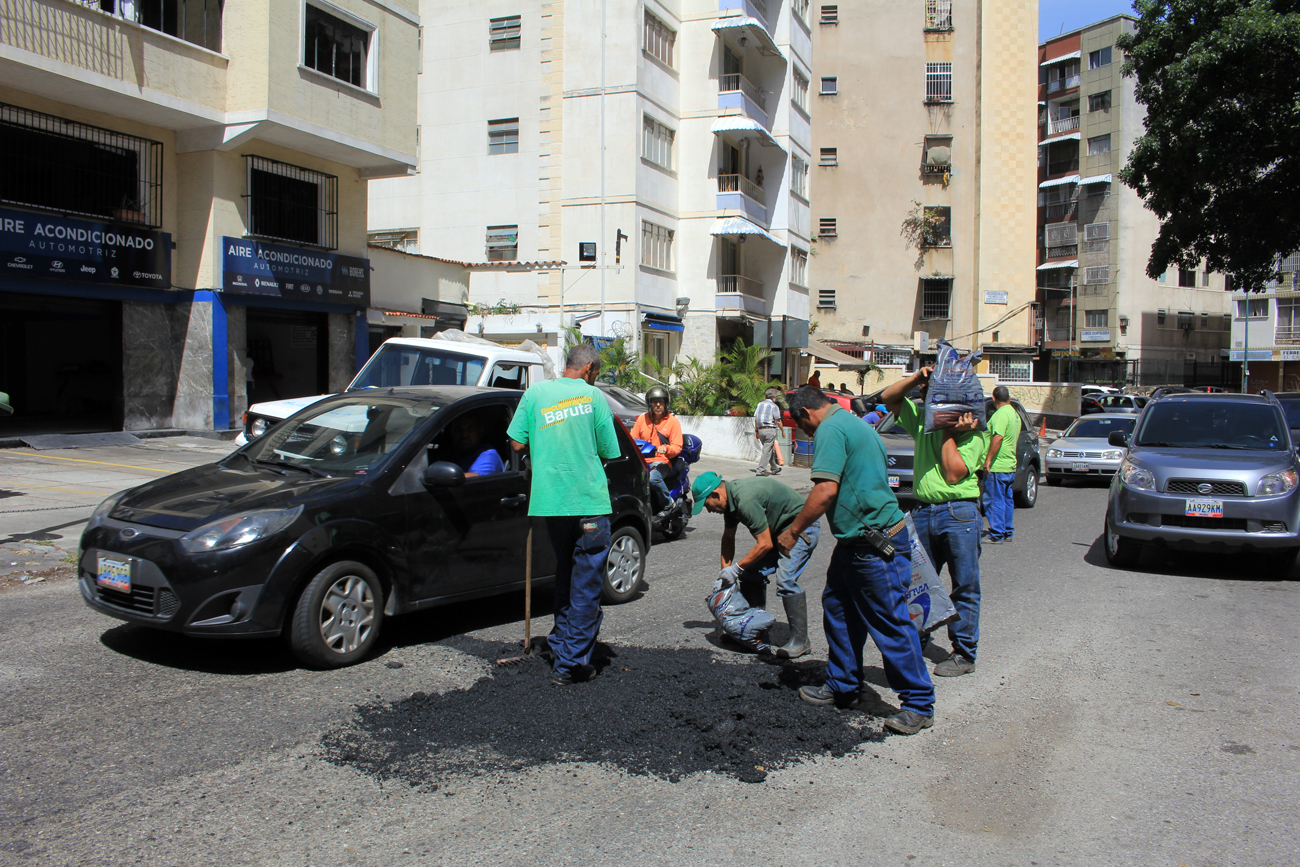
[803,339,874,370]
[1080,173,1113,185]
[642,312,684,333]
[711,116,783,149]
[1040,50,1081,66]
[711,16,784,58]
[1039,132,1081,146]
[709,216,786,248]
[1037,260,1079,270]
[1039,174,1080,189]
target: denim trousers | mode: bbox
[821,532,935,716]
[648,464,672,510]
[909,500,981,660]
[543,515,610,675]
[738,521,820,598]
[981,472,1015,541]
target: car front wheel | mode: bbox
[1014,464,1039,508]
[289,560,384,668]
[1104,516,1141,568]
[1260,547,1299,579]
[602,524,646,604]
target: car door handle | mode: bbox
[501,494,528,508]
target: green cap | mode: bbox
[690,471,724,515]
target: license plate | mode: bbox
[1185,499,1224,518]
[96,555,131,594]
[1071,462,1090,471]
[888,475,900,489]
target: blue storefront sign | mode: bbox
[0,206,171,290]
[220,237,369,308]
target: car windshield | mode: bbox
[876,414,911,438]
[243,397,439,473]
[1134,402,1288,450]
[601,384,648,410]
[1066,417,1135,438]
[349,344,486,389]
[1279,399,1300,430]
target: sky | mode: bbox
[1039,0,1138,42]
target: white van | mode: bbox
[236,333,551,445]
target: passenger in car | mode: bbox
[449,413,504,477]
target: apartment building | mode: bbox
[368,0,814,379]
[809,0,1039,381]
[0,0,418,437]
[1037,15,1231,385]
[1229,254,1300,393]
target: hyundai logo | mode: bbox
[1197,483,1213,494]
[119,527,139,540]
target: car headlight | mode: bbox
[1047,448,1062,458]
[1103,449,1124,461]
[248,417,269,438]
[1119,460,1156,491]
[85,490,129,530]
[328,434,349,457]
[180,506,303,554]
[1257,470,1299,496]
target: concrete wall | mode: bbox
[367,246,470,311]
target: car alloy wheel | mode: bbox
[1103,516,1141,568]
[602,525,646,604]
[289,560,385,668]
[1015,465,1038,508]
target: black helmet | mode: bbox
[646,385,670,406]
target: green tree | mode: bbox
[1118,1,1300,288]
[671,357,728,416]
[597,338,646,390]
[718,340,782,414]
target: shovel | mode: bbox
[496,521,535,665]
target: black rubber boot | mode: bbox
[774,593,810,659]
[738,581,767,611]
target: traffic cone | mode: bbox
[1038,418,1048,438]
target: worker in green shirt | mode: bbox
[508,344,622,686]
[981,386,1022,544]
[881,367,987,678]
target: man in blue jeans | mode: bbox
[981,386,1021,543]
[776,387,935,735]
[881,366,987,677]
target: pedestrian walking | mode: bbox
[507,344,622,685]
[693,471,819,658]
[776,386,935,735]
[807,370,821,389]
[981,386,1021,543]
[752,387,783,476]
[880,367,986,678]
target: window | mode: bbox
[922,135,953,174]
[791,247,809,288]
[1177,311,1195,330]
[819,147,838,166]
[369,229,418,253]
[820,5,838,24]
[1089,46,1113,69]
[644,11,676,67]
[924,206,951,246]
[1202,271,1210,287]
[1158,270,1167,283]
[1201,312,1210,329]
[1088,91,1111,112]
[1157,309,1167,325]
[986,354,1032,382]
[1178,268,1197,288]
[642,116,675,170]
[820,76,838,95]
[925,0,953,30]
[818,217,837,237]
[0,103,163,227]
[921,278,952,320]
[245,155,338,249]
[1084,266,1110,285]
[1087,134,1111,156]
[1237,298,1268,318]
[304,5,370,89]
[488,118,520,155]
[1223,314,1232,331]
[792,0,810,24]
[490,15,522,50]
[1223,274,1234,292]
[925,62,953,103]
[817,289,836,308]
[642,221,674,271]
[791,154,808,198]
[1084,222,1110,241]
[486,225,519,261]
[792,68,810,113]
[1085,309,1109,327]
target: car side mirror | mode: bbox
[422,460,465,487]
[1108,431,1129,448]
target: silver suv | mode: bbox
[1104,393,1300,575]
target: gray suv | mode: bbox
[1104,393,1300,575]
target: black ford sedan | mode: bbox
[80,387,652,668]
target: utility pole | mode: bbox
[598,0,607,337]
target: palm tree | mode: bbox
[672,357,727,416]
[719,340,781,414]
[598,338,645,390]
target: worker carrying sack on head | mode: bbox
[923,339,987,434]
[693,471,820,658]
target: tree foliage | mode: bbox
[1118,0,1300,289]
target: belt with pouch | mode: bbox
[844,516,908,555]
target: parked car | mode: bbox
[1271,391,1300,445]
[1080,385,1120,398]
[1044,413,1135,485]
[1149,386,1194,401]
[597,382,650,428]
[1103,392,1300,575]
[1085,394,1149,415]
[80,386,652,668]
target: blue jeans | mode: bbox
[543,515,610,676]
[738,521,820,597]
[648,464,671,511]
[821,532,935,716]
[981,472,1015,541]
[910,500,981,661]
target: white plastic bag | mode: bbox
[706,579,775,652]
[903,514,959,635]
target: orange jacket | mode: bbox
[630,412,683,465]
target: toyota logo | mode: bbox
[119,527,139,540]
[1197,483,1213,494]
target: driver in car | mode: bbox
[450,414,504,477]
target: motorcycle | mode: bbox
[635,433,702,541]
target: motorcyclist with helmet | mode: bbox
[630,385,683,516]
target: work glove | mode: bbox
[719,563,744,586]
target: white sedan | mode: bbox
[1045,413,1136,485]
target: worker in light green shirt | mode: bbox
[981,386,1022,543]
[881,365,987,678]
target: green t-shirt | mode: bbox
[723,477,806,537]
[809,404,905,541]
[985,403,1022,473]
[506,378,621,517]
[897,397,987,503]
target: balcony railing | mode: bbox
[1046,245,1079,259]
[1048,159,1079,175]
[1277,326,1300,345]
[1046,75,1081,94]
[73,0,223,52]
[720,73,767,110]
[718,174,765,202]
[717,274,764,296]
[750,0,768,19]
[1049,115,1080,135]
[1045,201,1075,219]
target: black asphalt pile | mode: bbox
[321,637,886,786]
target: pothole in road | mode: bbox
[321,637,888,786]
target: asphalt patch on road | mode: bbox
[322,636,887,786]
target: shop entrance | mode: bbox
[246,308,330,404]
[0,293,123,436]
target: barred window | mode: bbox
[489,15,521,51]
[791,247,808,288]
[818,217,837,237]
[791,154,809,198]
[642,116,675,170]
[819,147,838,167]
[1045,222,1077,247]
[305,5,370,89]
[1178,311,1195,329]
[641,221,674,271]
[792,68,810,113]
[369,229,418,253]
[1084,222,1109,241]
[244,155,338,249]
[925,0,953,31]
[986,354,1032,383]
[921,278,952,320]
[1084,266,1110,285]
[488,118,519,155]
[644,11,676,68]
[486,225,518,261]
[1085,309,1109,327]
[817,289,836,308]
[820,5,838,24]
[925,62,953,103]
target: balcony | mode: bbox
[716,174,768,223]
[719,0,768,20]
[717,274,767,314]
[1048,115,1080,135]
[1277,326,1300,345]
[1046,245,1079,259]
[1048,159,1080,176]
[1044,201,1076,219]
[1047,75,1081,94]
[720,73,767,112]
[718,173,764,201]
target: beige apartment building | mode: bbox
[0,0,418,437]
[809,0,1039,381]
